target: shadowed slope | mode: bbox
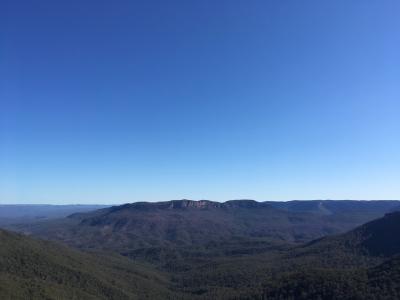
[302,211,400,258]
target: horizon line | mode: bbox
[1,198,400,206]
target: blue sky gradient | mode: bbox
[1,0,399,204]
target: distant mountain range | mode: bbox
[2,199,400,299]
[11,199,400,252]
[0,204,109,226]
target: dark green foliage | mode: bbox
[2,201,400,299]
[167,212,400,299]
[0,229,174,300]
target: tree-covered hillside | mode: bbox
[2,202,400,299]
[0,229,173,300]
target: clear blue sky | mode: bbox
[1,0,399,204]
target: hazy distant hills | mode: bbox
[266,199,400,215]
[0,204,109,226]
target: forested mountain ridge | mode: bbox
[12,199,400,255]
[171,212,400,299]
[298,211,400,261]
[258,213,400,300]
[1,202,400,299]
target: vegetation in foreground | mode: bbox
[1,201,400,299]
[0,229,173,300]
